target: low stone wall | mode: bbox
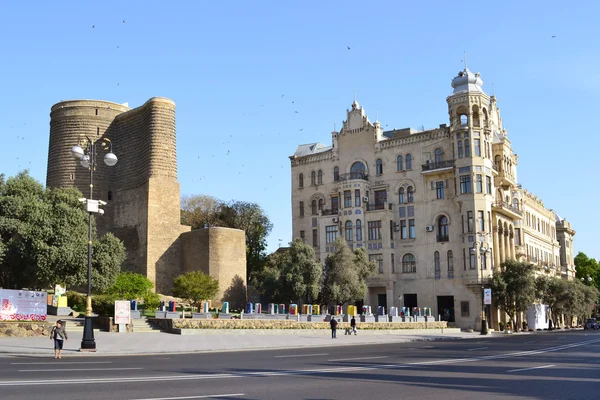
[0,322,54,337]
[149,318,448,332]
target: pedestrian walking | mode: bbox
[350,316,357,335]
[50,320,68,359]
[330,317,338,339]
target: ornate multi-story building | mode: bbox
[289,66,575,330]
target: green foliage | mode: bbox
[91,294,117,317]
[321,238,376,305]
[489,260,536,332]
[575,252,600,290]
[106,272,154,300]
[173,271,219,308]
[0,171,125,291]
[259,239,322,303]
[65,291,87,313]
[142,292,161,311]
[180,195,273,287]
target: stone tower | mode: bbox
[46,97,191,294]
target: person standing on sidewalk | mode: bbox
[330,317,338,339]
[350,316,357,335]
[50,320,68,359]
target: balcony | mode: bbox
[338,172,368,182]
[321,208,339,216]
[492,201,523,219]
[436,235,449,243]
[421,160,455,174]
[366,203,393,212]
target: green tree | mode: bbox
[0,171,125,291]
[321,238,376,305]
[173,271,219,309]
[489,260,536,332]
[574,252,600,288]
[535,276,569,327]
[106,272,154,299]
[181,194,222,228]
[260,239,322,304]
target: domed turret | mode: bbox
[451,68,484,94]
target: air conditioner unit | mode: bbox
[332,217,339,223]
[363,197,369,202]
[425,225,434,232]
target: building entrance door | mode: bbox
[437,296,455,322]
[377,294,387,310]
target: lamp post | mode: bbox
[71,136,117,351]
[471,240,490,335]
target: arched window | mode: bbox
[397,155,403,171]
[333,166,339,182]
[399,187,405,204]
[402,253,416,273]
[317,170,323,185]
[407,186,414,203]
[345,220,353,242]
[107,191,113,201]
[311,171,316,186]
[356,219,362,241]
[318,198,324,212]
[406,154,413,170]
[447,250,454,271]
[464,134,471,157]
[311,200,317,215]
[457,140,463,158]
[299,173,304,188]
[434,148,443,163]
[512,198,519,211]
[460,114,468,126]
[376,159,383,176]
[434,251,440,272]
[350,161,366,179]
[437,215,449,242]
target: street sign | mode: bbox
[484,288,492,305]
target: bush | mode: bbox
[105,272,154,300]
[143,292,161,311]
[173,271,219,309]
[65,291,86,313]
[92,294,117,317]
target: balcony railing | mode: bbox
[366,203,386,211]
[436,235,449,242]
[338,172,368,181]
[494,201,523,216]
[422,159,455,172]
[321,208,339,216]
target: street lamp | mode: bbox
[71,136,117,351]
[581,275,593,284]
[471,240,490,335]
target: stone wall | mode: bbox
[149,318,448,331]
[0,322,54,337]
[180,227,247,308]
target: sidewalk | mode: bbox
[0,330,488,357]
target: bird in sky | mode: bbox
[281,94,284,97]
[123,20,126,24]
[294,111,299,114]
[92,25,95,28]
[347,46,351,50]
[552,35,556,38]
[299,128,303,131]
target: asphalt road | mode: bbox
[0,331,599,400]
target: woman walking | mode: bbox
[50,320,68,359]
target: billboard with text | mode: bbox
[0,289,47,321]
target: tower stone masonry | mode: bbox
[46,97,246,303]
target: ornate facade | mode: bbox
[289,67,574,330]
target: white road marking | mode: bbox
[274,353,328,358]
[2,338,599,386]
[467,347,488,351]
[18,367,143,372]
[422,346,434,348]
[130,394,244,400]
[11,361,112,365]
[507,364,555,373]
[328,356,388,362]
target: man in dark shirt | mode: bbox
[330,317,338,339]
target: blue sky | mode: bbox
[1,1,599,259]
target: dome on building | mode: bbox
[451,68,484,94]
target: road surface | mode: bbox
[0,330,599,400]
